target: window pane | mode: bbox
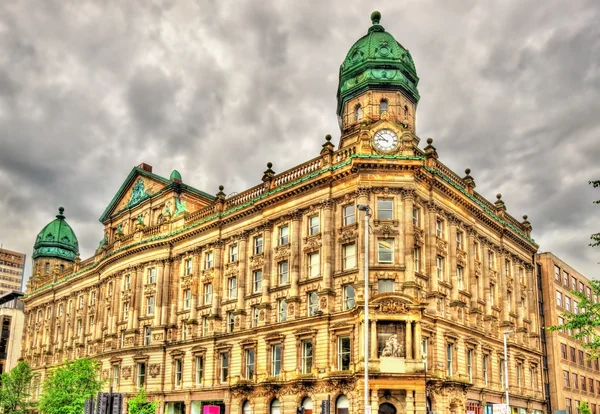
[378,239,393,263]
[377,199,393,220]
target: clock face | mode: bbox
[373,129,399,152]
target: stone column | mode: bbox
[448,216,458,301]
[262,227,273,303]
[427,202,439,291]
[170,257,181,325]
[290,211,301,297]
[191,250,201,322]
[414,322,422,359]
[500,252,509,321]
[211,241,224,317]
[482,241,492,314]
[402,189,415,284]
[237,233,248,311]
[406,321,413,359]
[110,277,120,335]
[370,319,377,360]
[356,188,370,290]
[467,228,477,301]
[162,259,171,326]
[526,264,537,333]
[154,261,165,326]
[133,266,143,330]
[322,200,334,290]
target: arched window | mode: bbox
[355,104,362,122]
[45,262,50,273]
[271,399,281,414]
[243,400,252,414]
[404,105,409,118]
[380,99,388,114]
[379,403,397,414]
[336,395,349,414]
[302,397,314,414]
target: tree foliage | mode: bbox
[579,402,592,414]
[0,361,35,414]
[591,180,600,247]
[128,388,158,414]
[38,358,104,414]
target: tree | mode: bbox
[128,388,158,414]
[38,357,104,414]
[579,402,592,414]
[0,361,35,414]
[591,180,600,247]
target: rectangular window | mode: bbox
[573,373,578,389]
[467,349,473,382]
[308,292,318,316]
[343,243,357,270]
[181,322,187,340]
[278,299,287,322]
[183,289,191,309]
[302,340,313,374]
[572,276,577,291]
[195,356,204,385]
[582,376,587,391]
[483,354,489,386]
[343,204,355,226]
[565,296,571,311]
[561,343,567,359]
[227,311,235,333]
[377,199,393,220]
[124,274,131,290]
[271,344,282,377]
[570,346,576,362]
[308,215,320,236]
[90,291,96,306]
[587,286,592,299]
[77,319,82,335]
[254,236,263,255]
[112,364,119,387]
[253,270,263,293]
[563,270,569,287]
[228,277,237,299]
[579,281,585,293]
[229,245,238,262]
[338,336,351,370]
[488,251,494,269]
[473,241,479,259]
[579,350,585,365]
[278,261,289,285]
[185,258,193,275]
[412,207,420,227]
[516,362,522,387]
[205,251,213,269]
[251,306,259,328]
[519,267,525,284]
[146,296,155,315]
[378,238,394,264]
[203,283,212,305]
[175,359,182,387]
[136,362,146,388]
[308,251,320,277]
[505,259,511,277]
[343,285,355,310]
[566,399,572,414]
[123,302,129,319]
[147,267,157,284]
[556,291,563,307]
[590,378,594,393]
[202,317,209,336]
[245,349,255,380]
[436,219,444,238]
[457,266,464,290]
[437,256,445,281]
[446,343,454,376]
[220,352,229,383]
[414,246,421,272]
[279,225,289,245]
[378,279,394,293]
[456,231,463,250]
[144,326,151,345]
[574,300,579,314]
[563,370,570,387]
[489,283,495,305]
[500,358,505,387]
[89,315,95,329]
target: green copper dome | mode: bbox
[33,207,79,262]
[170,170,182,181]
[337,11,420,116]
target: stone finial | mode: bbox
[494,193,506,217]
[463,168,476,194]
[424,138,438,165]
[521,215,532,237]
[371,11,381,25]
[216,185,226,200]
[321,134,335,156]
[262,162,275,183]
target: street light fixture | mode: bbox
[357,204,371,414]
[503,330,514,414]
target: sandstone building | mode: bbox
[537,252,600,414]
[21,12,546,414]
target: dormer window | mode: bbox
[380,99,388,114]
[355,104,362,122]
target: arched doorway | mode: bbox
[379,402,397,414]
[302,397,313,414]
[336,395,349,414]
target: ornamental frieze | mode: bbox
[373,221,399,237]
[144,284,156,296]
[249,254,265,269]
[224,262,238,276]
[338,223,358,243]
[378,298,409,314]
[202,268,215,280]
[303,234,322,252]
[181,276,192,288]
[274,245,291,260]
[153,333,164,341]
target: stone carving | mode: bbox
[202,268,215,280]
[250,254,265,269]
[288,303,295,316]
[320,297,327,309]
[144,285,156,296]
[274,245,291,260]
[153,333,164,341]
[128,178,149,207]
[457,250,467,266]
[373,222,399,236]
[235,316,240,328]
[380,334,403,357]
[122,365,132,379]
[149,364,161,378]
[379,299,409,314]
[414,228,424,245]
[303,236,322,252]
[181,276,192,288]
[259,310,265,321]
[225,262,238,275]
[436,238,448,256]
[102,369,110,379]
[174,197,189,217]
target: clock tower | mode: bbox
[337,11,420,155]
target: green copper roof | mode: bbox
[33,207,79,262]
[170,170,182,181]
[337,11,420,116]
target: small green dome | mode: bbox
[170,170,182,181]
[33,207,79,262]
[337,11,420,116]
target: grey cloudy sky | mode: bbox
[1,0,599,283]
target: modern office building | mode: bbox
[0,291,25,374]
[537,252,600,414]
[0,248,25,295]
[21,12,546,414]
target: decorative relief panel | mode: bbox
[303,234,322,252]
[274,245,291,260]
[149,364,161,378]
[436,238,448,256]
[122,365,132,379]
[202,268,215,280]
[378,298,409,314]
[224,262,238,276]
[250,254,265,269]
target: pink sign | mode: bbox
[203,406,220,414]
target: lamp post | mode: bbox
[503,331,514,414]
[357,204,371,414]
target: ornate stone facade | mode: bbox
[21,11,545,414]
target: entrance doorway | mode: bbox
[379,403,397,414]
